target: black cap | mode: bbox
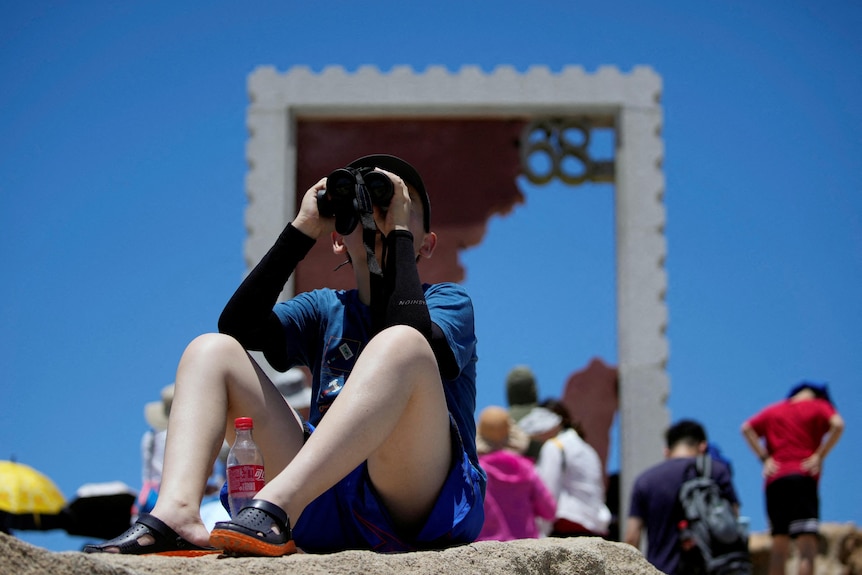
[348,154,431,232]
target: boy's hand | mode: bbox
[372,168,412,236]
[293,177,334,239]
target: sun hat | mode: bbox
[517,406,563,437]
[274,368,312,409]
[347,154,431,232]
[144,384,175,432]
[506,365,538,422]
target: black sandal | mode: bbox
[208,499,296,557]
[83,514,219,556]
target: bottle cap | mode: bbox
[235,417,254,430]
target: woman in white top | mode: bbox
[523,400,611,537]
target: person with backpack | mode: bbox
[625,419,743,574]
[741,381,844,575]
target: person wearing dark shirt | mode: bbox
[625,419,739,574]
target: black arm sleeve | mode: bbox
[430,322,459,380]
[381,230,432,339]
[381,231,458,378]
[218,223,316,370]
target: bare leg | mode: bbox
[256,325,452,532]
[796,533,817,575]
[769,534,790,575]
[106,333,305,550]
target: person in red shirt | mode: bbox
[741,381,844,575]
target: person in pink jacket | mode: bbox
[476,406,556,541]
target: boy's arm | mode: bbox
[380,231,463,378]
[218,223,316,370]
[741,421,779,478]
[429,323,459,379]
[532,467,558,521]
[624,517,643,548]
[819,412,845,459]
[740,422,768,461]
[534,441,563,501]
[625,478,648,549]
[380,230,432,338]
[801,412,845,475]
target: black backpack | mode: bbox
[677,454,751,575]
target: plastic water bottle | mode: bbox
[226,416,265,518]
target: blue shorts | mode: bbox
[293,415,485,553]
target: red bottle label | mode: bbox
[227,464,265,495]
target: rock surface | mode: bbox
[749,522,862,575]
[6,522,861,575]
[1,533,661,575]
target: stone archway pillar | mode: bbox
[244,65,669,536]
[615,104,670,525]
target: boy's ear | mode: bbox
[418,231,437,259]
[332,231,346,255]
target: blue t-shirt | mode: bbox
[272,282,481,472]
[629,456,738,574]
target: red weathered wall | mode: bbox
[294,118,529,292]
[562,357,619,485]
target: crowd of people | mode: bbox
[474,370,844,575]
[623,381,843,575]
[474,366,612,543]
[71,154,842,575]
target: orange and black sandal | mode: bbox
[209,499,297,557]
[83,514,219,557]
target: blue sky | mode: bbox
[1,1,860,552]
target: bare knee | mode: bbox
[374,324,427,345]
[183,332,245,361]
[370,325,436,367]
[176,332,254,392]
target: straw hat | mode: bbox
[144,384,175,432]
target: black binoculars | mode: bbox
[316,166,394,235]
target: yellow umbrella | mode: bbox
[0,460,66,515]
